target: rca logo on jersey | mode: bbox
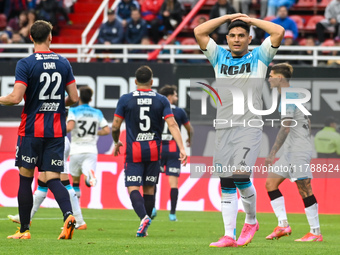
[145,176,157,183]
[137,98,152,105]
[136,132,155,141]
[51,159,64,166]
[39,102,60,111]
[127,176,142,183]
[220,63,251,76]
[21,155,38,164]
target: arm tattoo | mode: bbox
[296,178,313,198]
[269,126,289,157]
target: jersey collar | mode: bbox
[137,89,152,91]
[35,51,53,53]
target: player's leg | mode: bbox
[209,177,238,248]
[69,154,82,199]
[166,156,181,221]
[82,153,97,187]
[265,172,291,240]
[142,161,159,221]
[42,137,75,239]
[60,173,86,229]
[294,178,322,242]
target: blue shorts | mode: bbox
[15,136,64,172]
[124,161,160,187]
[161,151,181,177]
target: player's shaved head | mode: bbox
[30,20,53,44]
[228,20,250,34]
[79,86,93,104]
[271,63,293,80]
[136,65,153,85]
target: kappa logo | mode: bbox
[35,53,43,60]
[145,176,157,183]
[127,176,142,182]
[51,159,64,166]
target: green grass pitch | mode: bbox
[0,207,339,255]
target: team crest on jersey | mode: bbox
[35,54,43,60]
[133,91,140,96]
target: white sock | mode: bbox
[305,203,321,235]
[238,184,257,224]
[66,185,85,226]
[221,191,238,240]
[270,196,288,227]
[31,186,48,219]
[73,185,81,200]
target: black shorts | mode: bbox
[15,136,64,172]
[124,161,160,187]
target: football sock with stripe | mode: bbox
[220,178,237,239]
[234,176,257,225]
[303,195,320,235]
[73,183,81,199]
[130,190,147,220]
[31,180,48,219]
[268,189,288,227]
[18,174,34,232]
[47,178,73,221]
[170,188,178,214]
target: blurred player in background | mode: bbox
[194,13,284,247]
[112,66,187,237]
[1,20,79,239]
[67,86,110,199]
[155,85,193,221]
[8,110,87,230]
[265,63,322,242]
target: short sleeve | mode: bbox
[65,59,75,85]
[280,92,298,119]
[15,59,29,86]
[67,108,76,122]
[179,108,189,125]
[114,96,126,119]
[257,37,279,66]
[98,110,108,128]
[202,38,219,67]
[161,97,173,120]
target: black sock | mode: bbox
[47,178,72,221]
[170,188,178,214]
[18,174,33,232]
[268,189,283,201]
[130,190,147,220]
[144,194,154,217]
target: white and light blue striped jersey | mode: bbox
[67,104,108,155]
[279,91,312,152]
[203,37,278,129]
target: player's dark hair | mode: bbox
[135,65,153,85]
[271,63,293,80]
[159,85,177,97]
[228,20,250,34]
[30,20,53,43]
[79,86,93,104]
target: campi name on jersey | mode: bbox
[43,62,56,70]
[39,102,60,111]
[136,132,155,141]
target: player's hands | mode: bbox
[226,13,249,22]
[231,16,253,25]
[265,154,275,169]
[114,141,123,156]
[186,138,191,147]
[179,149,187,166]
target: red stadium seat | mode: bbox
[321,39,335,54]
[181,37,197,53]
[317,0,332,7]
[189,14,210,29]
[305,15,324,30]
[294,0,317,7]
[289,15,304,30]
[263,15,275,21]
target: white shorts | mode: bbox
[213,127,262,178]
[270,151,313,182]
[61,137,71,175]
[69,153,97,177]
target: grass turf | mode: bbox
[0,207,339,255]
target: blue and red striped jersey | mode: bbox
[15,51,75,138]
[161,105,189,154]
[114,89,173,163]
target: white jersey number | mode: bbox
[39,72,62,100]
[139,107,151,131]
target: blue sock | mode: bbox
[18,174,33,232]
[143,194,154,217]
[170,188,178,214]
[47,178,72,221]
[130,190,147,220]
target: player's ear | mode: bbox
[248,35,252,45]
[29,35,34,43]
[150,79,153,86]
[135,79,138,85]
